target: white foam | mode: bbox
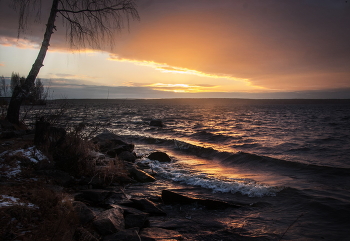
[141,158,282,197]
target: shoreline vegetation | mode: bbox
[0,115,261,241]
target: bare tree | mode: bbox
[10,72,25,93]
[0,75,8,97]
[6,0,139,124]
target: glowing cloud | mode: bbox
[108,54,261,92]
[109,54,234,78]
[123,82,218,93]
[0,37,39,49]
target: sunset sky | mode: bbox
[0,0,349,99]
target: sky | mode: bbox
[0,0,349,99]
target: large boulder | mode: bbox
[73,201,96,225]
[140,227,183,241]
[122,206,150,229]
[118,151,137,162]
[92,132,134,154]
[149,120,164,127]
[93,207,125,235]
[148,152,171,162]
[107,145,135,158]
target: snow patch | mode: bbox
[0,195,37,208]
[0,146,48,178]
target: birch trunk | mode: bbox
[6,0,59,124]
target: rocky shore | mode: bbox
[0,122,264,241]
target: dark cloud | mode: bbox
[1,0,350,94]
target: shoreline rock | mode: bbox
[0,130,251,241]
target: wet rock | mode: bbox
[103,228,140,241]
[93,207,125,235]
[122,206,150,229]
[148,152,171,162]
[162,190,239,210]
[118,151,137,162]
[125,213,149,229]
[149,218,193,230]
[130,198,166,216]
[92,131,133,153]
[140,227,183,241]
[129,166,156,183]
[107,144,135,158]
[73,201,96,225]
[136,162,150,170]
[150,120,163,127]
[74,227,99,241]
[75,189,127,206]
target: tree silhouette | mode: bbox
[6,0,139,124]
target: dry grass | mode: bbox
[92,157,130,186]
[0,182,78,241]
[48,132,97,177]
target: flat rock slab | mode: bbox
[148,152,171,162]
[129,166,156,183]
[75,189,126,205]
[103,228,140,241]
[149,218,194,230]
[129,198,166,216]
[140,227,184,241]
[162,190,239,210]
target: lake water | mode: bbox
[27,98,350,240]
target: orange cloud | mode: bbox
[108,54,256,87]
[123,82,219,93]
[109,2,350,91]
[0,37,39,49]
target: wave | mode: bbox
[126,135,350,177]
[189,130,240,143]
[140,158,283,197]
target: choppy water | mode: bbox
[27,98,350,240]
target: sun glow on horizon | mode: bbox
[1,39,267,95]
[108,54,266,93]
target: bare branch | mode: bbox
[57,0,139,49]
[13,0,43,38]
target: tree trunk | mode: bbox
[6,0,59,124]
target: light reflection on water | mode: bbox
[21,99,350,240]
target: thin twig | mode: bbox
[279,213,304,241]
